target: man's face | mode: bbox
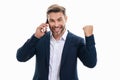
[47,12,67,36]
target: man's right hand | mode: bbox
[34,23,49,39]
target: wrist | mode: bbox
[34,34,42,39]
[84,33,93,37]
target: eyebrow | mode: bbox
[49,17,63,21]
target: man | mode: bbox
[16,4,97,80]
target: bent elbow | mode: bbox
[87,61,97,68]
[16,49,28,62]
[16,55,26,62]
[85,59,97,68]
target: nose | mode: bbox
[54,21,59,27]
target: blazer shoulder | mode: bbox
[66,31,85,46]
[68,31,84,42]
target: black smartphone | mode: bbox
[46,19,48,23]
[42,19,48,33]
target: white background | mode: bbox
[0,0,120,80]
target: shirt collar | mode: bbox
[50,29,68,41]
[62,29,68,40]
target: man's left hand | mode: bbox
[83,25,93,37]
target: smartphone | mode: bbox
[41,19,48,33]
[46,19,48,23]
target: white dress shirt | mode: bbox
[48,30,68,80]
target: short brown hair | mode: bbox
[47,4,66,15]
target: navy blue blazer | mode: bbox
[16,31,97,80]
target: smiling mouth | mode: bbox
[54,27,60,32]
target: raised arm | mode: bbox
[16,23,48,62]
[78,25,97,68]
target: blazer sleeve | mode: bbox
[16,35,39,62]
[78,34,97,68]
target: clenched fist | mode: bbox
[34,23,49,38]
[83,25,93,37]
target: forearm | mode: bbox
[16,35,39,62]
[78,35,97,68]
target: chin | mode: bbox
[53,31,61,36]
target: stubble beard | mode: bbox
[52,25,66,38]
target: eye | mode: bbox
[58,18,62,22]
[49,19,54,23]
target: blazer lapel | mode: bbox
[60,32,72,69]
[45,32,50,69]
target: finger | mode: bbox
[43,23,49,28]
[40,26,48,33]
[83,25,93,30]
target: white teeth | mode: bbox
[55,28,60,32]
